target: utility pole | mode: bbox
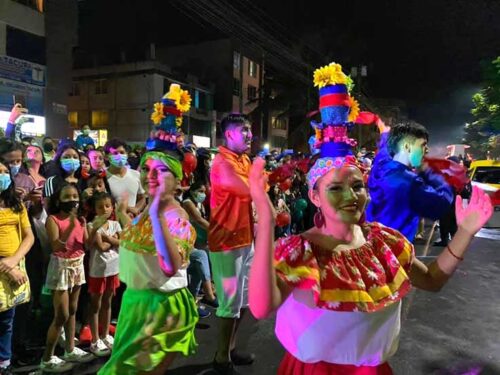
[351,65,367,150]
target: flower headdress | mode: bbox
[147,83,192,151]
[307,63,363,189]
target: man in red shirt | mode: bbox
[209,114,255,374]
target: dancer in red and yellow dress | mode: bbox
[248,63,493,375]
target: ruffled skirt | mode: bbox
[98,287,198,374]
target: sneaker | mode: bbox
[102,335,114,349]
[57,331,79,349]
[201,296,219,308]
[230,349,255,366]
[98,324,116,336]
[79,325,92,344]
[40,356,73,373]
[414,233,425,241]
[198,306,211,319]
[89,339,111,357]
[62,347,94,363]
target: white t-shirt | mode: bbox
[88,220,122,277]
[107,168,145,208]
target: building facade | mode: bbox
[0,0,46,135]
[68,60,216,146]
[158,39,271,147]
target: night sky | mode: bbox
[254,0,500,147]
[78,0,500,149]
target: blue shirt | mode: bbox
[75,134,95,150]
[366,133,454,241]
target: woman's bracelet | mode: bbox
[446,245,464,261]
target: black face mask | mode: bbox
[43,143,54,152]
[59,201,79,213]
[128,157,139,170]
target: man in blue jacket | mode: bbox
[75,124,95,150]
[366,120,454,242]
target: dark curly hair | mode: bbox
[0,159,23,213]
[387,121,429,156]
[220,113,251,134]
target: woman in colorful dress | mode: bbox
[248,63,494,375]
[98,84,198,375]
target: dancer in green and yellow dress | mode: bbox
[99,84,198,375]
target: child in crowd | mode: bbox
[0,161,34,374]
[40,183,94,373]
[87,192,121,357]
[80,154,91,176]
[87,149,106,172]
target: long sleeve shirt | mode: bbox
[366,133,454,241]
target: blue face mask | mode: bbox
[0,174,12,192]
[109,154,128,167]
[61,158,80,173]
[194,192,206,203]
[10,165,21,177]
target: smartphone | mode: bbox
[12,95,27,108]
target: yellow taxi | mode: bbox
[469,160,500,227]
[469,160,500,189]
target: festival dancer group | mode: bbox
[95,64,492,375]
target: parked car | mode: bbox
[469,160,500,227]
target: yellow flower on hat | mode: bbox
[176,89,192,113]
[163,84,192,113]
[313,63,348,88]
[347,96,360,123]
[151,102,165,125]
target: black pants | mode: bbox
[439,202,457,244]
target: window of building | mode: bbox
[233,79,241,97]
[199,91,207,110]
[206,93,214,111]
[69,82,80,96]
[10,0,43,12]
[194,90,200,109]
[6,26,46,65]
[94,79,108,95]
[248,60,258,78]
[271,116,287,130]
[247,85,257,100]
[233,51,241,70]
[68,111,78,128]
[91,110,109,128]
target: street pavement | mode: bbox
[17,228,500,374]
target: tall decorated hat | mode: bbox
[141,83,192,181]
[148,83,192,151]
[307,63,361,189]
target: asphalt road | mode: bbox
[17,229,500,375]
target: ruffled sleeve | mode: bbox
[368,222,415,273]
[168,217,197,264]
[274,235,320,298]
